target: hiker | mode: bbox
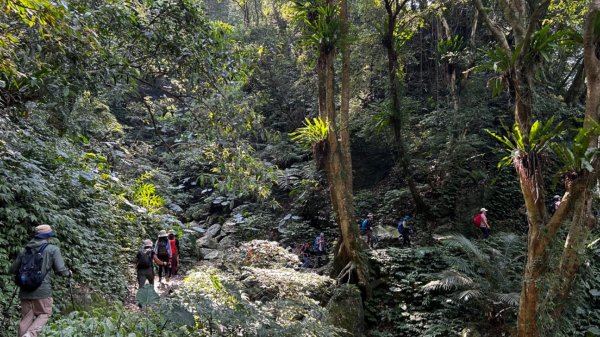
[136,239,167,290]
[10,224,72,337]
[314,233,326,255]
[549,195,561,215]
[168,231,180,278]
[397,215,412,247]
[478,208,491,239]
[154,230,172,283]
[299,242,311,268]
[361,213,375,248]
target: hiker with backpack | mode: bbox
[549,195,561,215]
[474,208,491,239]
[361,213,375,248]
[397,215,412,247]
[10,224,72,337]
[154,230,172,283]
[167,230,180,278]
[136,239,167,290]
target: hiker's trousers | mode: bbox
[19,297,53,337]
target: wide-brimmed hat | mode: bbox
[480,208,488,212]
[143,239,153,248]
[553,195,561,200]
[158,230,168,238]
[34,224,56,239]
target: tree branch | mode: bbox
[471,0,511,53]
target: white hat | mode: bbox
[143,239,153,247]
[480,208,488,212]
[158,230,168,238]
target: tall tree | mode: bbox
[473,0,600,335]
[293,0,369,287]
[380,0,429,214]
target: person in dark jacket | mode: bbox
[136,239,167,289]
[10,224,71,337]
[397,216,412,247]
[154,230,172,283]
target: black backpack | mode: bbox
[14,243,49,291]
[137,249,153,268]
[156,239,169,258]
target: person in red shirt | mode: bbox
[167,231,180,279]
[479,208,491,239]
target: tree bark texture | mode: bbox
[473,1,599,336]
[313,0,369,289]
[382,0,429,214]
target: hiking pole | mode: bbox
[68,248,75,309]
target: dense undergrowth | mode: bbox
[2,0,600,336]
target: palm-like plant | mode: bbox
[423,234,523,321]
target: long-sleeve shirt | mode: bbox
[10,239,70,299]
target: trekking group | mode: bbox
[10,225,181,337]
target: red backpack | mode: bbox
[473,213,482,227]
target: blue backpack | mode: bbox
[15,243,49,291]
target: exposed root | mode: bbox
[336,261,355,284]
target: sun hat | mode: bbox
[158,230,168,238]
[553,195,561,200]
[34,224,56,239]
[143,239,153,248]
[480,208,488,212]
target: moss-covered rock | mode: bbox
[326,284,365,337]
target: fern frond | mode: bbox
[444,256,473,274]
[441,234,487,263]
[422,270,474,292]
[494,292,520,307]
[456,289,484,302]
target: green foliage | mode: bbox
[41,303,192,337]
[422,234,524,320]
[136,285,160,307]
[289,117,330,148]
[486,117,565,168]
[290,0,341,51]
[133,172,165,213]
[436,35,466,63]
[550,120,600,174]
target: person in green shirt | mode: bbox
[10,224,72,337]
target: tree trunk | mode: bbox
[564,60,585,106]
[516,2,600,335]
[313,0,369,289]
[382,1,429,214]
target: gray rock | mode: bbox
[196,237,218,249]
[166,203,184,214]
[202,249,222,260]
[218,236,235,250]
[205,223,222,238]
[191,227,206,234]
[221,221,237,233]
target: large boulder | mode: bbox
[205,223,222,238]
[326,284,365,337]
[217,236,235,250]
[221,221,237,234]
[196,236,218,249]
[239,266,335,303]
[200,248,222,260]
